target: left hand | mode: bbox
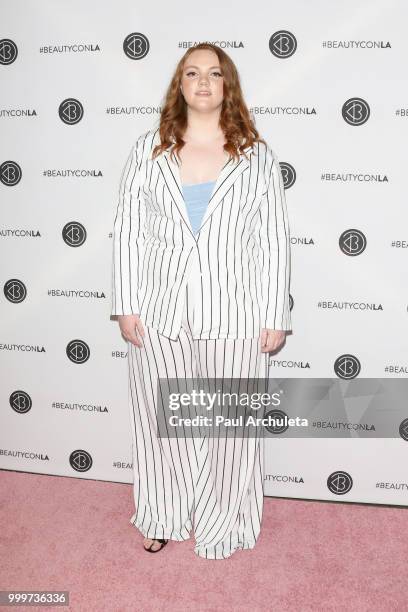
[260,329,286,353]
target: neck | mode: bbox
[183,109,224,144]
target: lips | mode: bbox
[196,91,211,95]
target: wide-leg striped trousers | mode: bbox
[126,286,269,559]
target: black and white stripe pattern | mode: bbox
[111,127,292,340]
[127,285,269,559]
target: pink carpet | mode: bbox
[1,470,406,611]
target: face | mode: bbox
[180,49,224,112]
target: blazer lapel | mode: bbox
[153,133,251,239]
[196,153,250,234]
[155,152,194,236]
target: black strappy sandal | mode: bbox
[143,538,168,553]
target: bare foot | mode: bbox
[143,537,167,552]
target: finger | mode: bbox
[136,319,145,338]
[125,329,143,348]
[270,337,283,352]
[263,341,272,353]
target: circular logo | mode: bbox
[399,418,408,441]
[0,39,18,65]
[69,449,93,472]
[263,409,289,434]
[334,354,361,379]
[66,340,90,364]
[10,390,32,414]
[123,33,150,60]
[62,222,87,247]
[342,97,370,126]
[4,279,27,303]
[339,229,367,256]
[279,162,296,189]
[327,471,353,495]
[269,31,297,58]
[0,161,22,186]
[58,98,84,125]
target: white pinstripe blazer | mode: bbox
[111,127,292,341]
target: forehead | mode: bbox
[183,49,220,69]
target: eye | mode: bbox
[184,70,223,78]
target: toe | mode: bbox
[143,538,162,551]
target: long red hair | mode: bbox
[152,43,266,163]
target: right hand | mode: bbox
[117,314,145,348]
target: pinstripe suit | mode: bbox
[127,281,269,559]
[111,127,292,339]
[111,126,292,559]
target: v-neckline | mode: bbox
[157,140,251,238]
[174,153,232,207]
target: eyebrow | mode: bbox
[184,65,221,70]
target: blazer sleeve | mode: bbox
[256,144,292,331]
[111,139,147,316]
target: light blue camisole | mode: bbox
[182,180,216,235]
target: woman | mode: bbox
[111,43,292,559]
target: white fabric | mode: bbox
[127,284,269,559]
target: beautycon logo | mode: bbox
[339,229,367,256]
[58,98,84,125]
[280,162,296,189]
[123,32,150,60]
[66,340,90,364]
[269,31,297,58]
[0,39,18,64]
[263,409,289,434]
[334,355,361,379]
[342,97,370,126]
[4,279,27,303]
[69,450,93,472]
[10,390,32,414]
[62,222,87,247]
[327,471,353,495]
[0,161,22,186]
[399,418,408,441]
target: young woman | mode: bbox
[111,42,292,559]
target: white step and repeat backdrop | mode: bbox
[1,0,408,506]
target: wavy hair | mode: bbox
[152,43,266,163]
